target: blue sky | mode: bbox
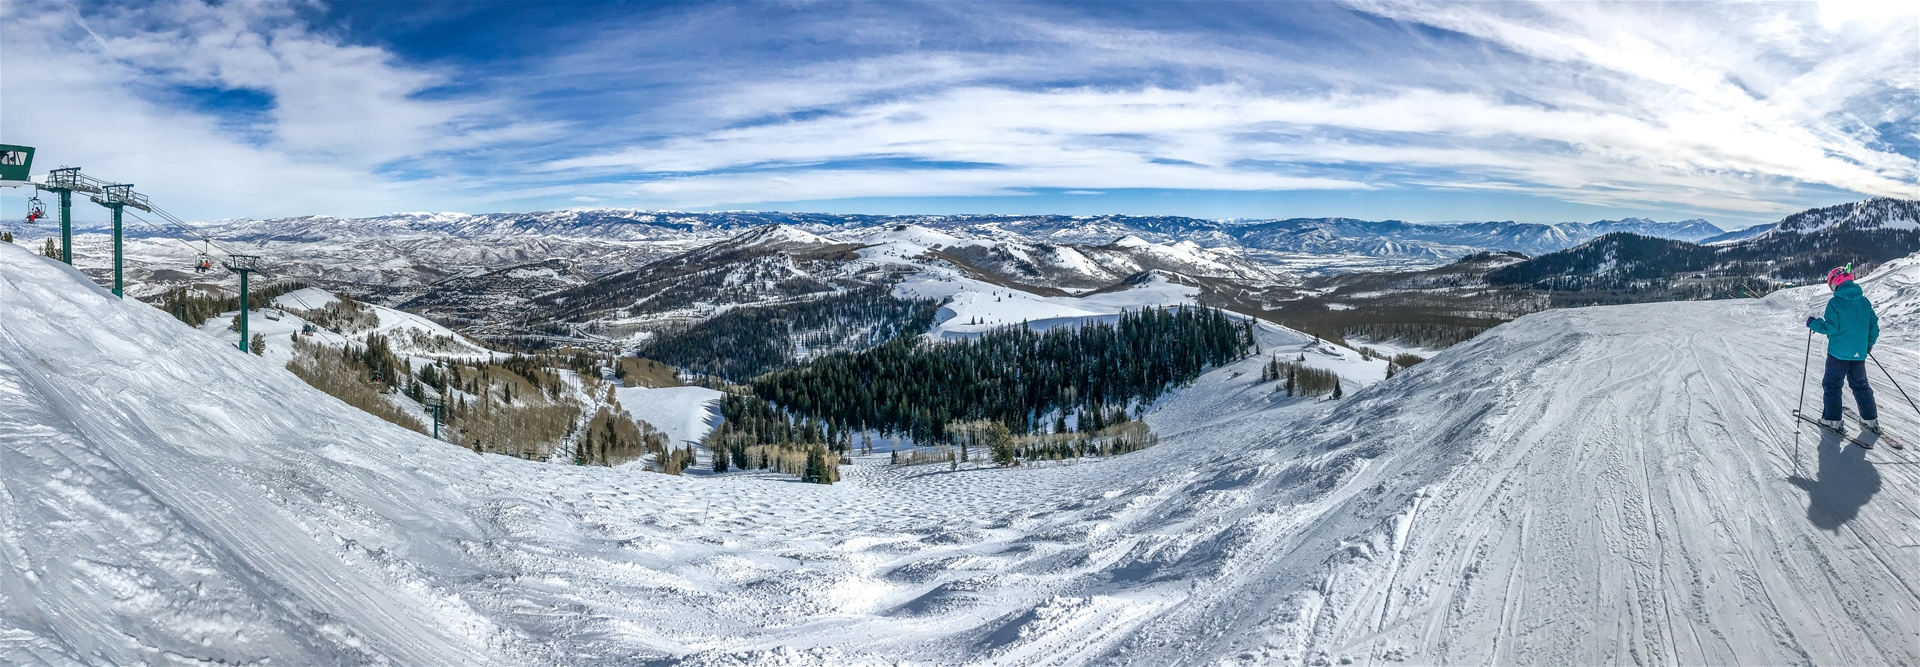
[2,1,1916,228]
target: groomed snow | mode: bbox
[900,270,1203,338]
[5,240,1920,665]
[614,385,725,449]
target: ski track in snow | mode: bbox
[5,241,1920,665]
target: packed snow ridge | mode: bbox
[3,240,1920,665]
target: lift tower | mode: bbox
[223,255,263,353]
[424,397,446,440]
[90,183,150,297]
[39,168,105,265]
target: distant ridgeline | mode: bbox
[746,305,1255,444]
[1486,214,1920,305]
[637,285,940,381]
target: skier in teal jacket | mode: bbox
[1807,265,1880,433]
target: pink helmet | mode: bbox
[1827,265,1854,289]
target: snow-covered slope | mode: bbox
[614,385,725,449]
[6,238,1920,665]
[0,245,509,664]
[263,287,493,358]
[901,269,1211,338]
[1769,197,1920,235]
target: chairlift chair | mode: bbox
[24,193,45,224]
[194,241,212,274]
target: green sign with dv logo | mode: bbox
[0,145,35,183]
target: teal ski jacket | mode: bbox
[1809,280,1880,361]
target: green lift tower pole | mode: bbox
[58,189,71,264]
[90,183,149,297]
[223,255,262,352]
[41,168,102,266]
[424,397,446,440]
[111,204,122,295]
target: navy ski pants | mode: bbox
[1822,355,1877,422]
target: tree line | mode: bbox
[638,285,939,381]
[156,281,310,328]
[750,305,1255,444]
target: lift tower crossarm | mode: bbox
[90,183,152,212]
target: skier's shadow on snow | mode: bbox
[1787,429,1881,530]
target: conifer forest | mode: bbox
[749,305,1256,443]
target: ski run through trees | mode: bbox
[751,305,1255,443]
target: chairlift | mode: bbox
[24,194,45,224]
[193,241,212,274]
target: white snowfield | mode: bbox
[900,270,1206,339]
[5,239,1920,665]
[614,385,726,449]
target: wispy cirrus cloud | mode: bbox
[1,1,1913,225]
[531,2,1917,222]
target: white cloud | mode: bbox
[530,2,1917,215]
[1,1,1912,221]
[0,1,544,219]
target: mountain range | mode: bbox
[186,209,1729,259]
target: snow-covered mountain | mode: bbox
[21,206,1745,321]
[520,222,1295,349]
[1223,216,1727,257]
[1489,197,1920,288]
[7,228,1920,664]
[1700,222,1776,244]
[1766,197,1920,235]
[851,224,1286,290]
[93,209,1731,294]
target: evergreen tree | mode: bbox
[1332,381,1343,400]
[1,231,12,243]
[990,426,1017,467]
[42,238,58,258]
[250,333,266,356]
[712,444,730,473]
[802,447,831,484]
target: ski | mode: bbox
[1841,406,1905,450]
[1792,410,1879,450]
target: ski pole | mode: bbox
[1871,353,1920,416]
[1798,327,1812,419]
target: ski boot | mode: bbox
[1822,419,1846,433]
[1864,418,1882,435]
